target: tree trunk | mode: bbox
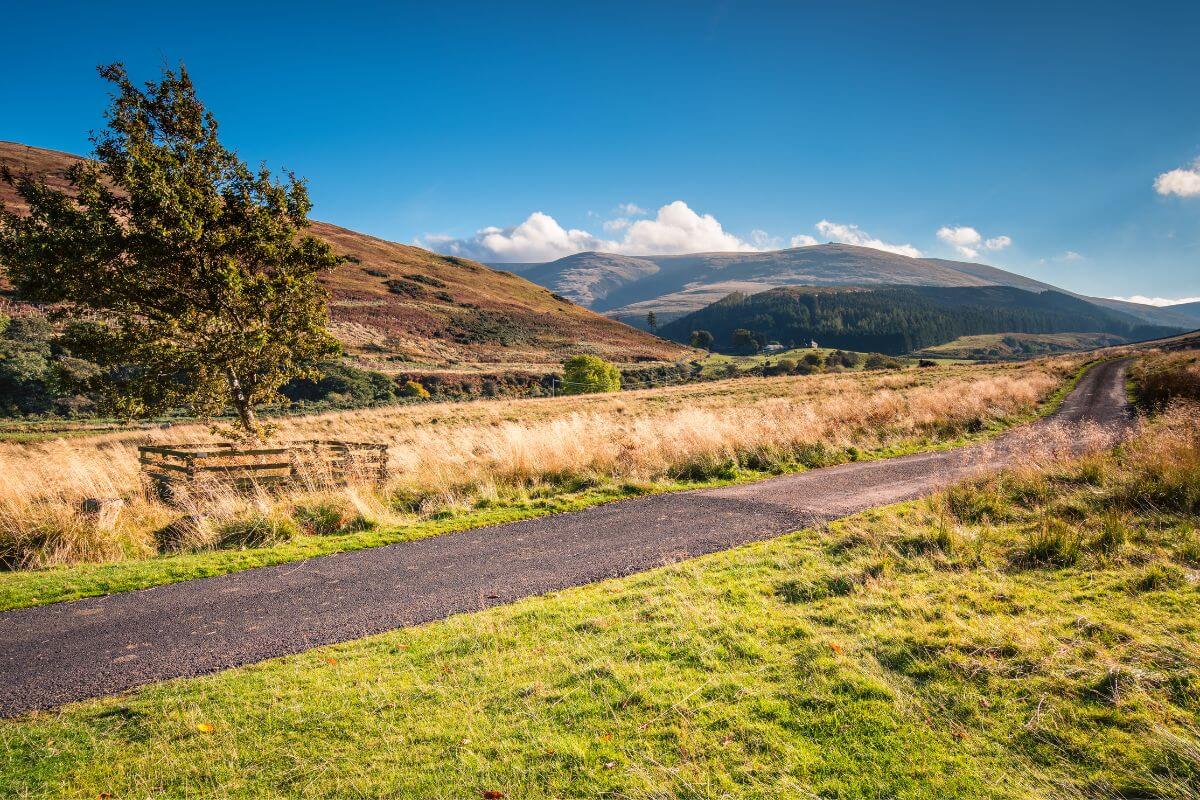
[225,368,258,438]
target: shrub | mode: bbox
[399,380,431,399]
[863,353,901,370]
[561,355,621,395]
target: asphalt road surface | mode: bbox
[0,358,1132,716]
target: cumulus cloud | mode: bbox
[815,220,922,258]
[422,200,762,262]
[620,201,761,255]
[1108,295,1200,307]
[422,211,613,262]
[1154,159,1200,197]
[789,234,818,248]
[936,226,982,258]
[1061,251,1083,262]
[616,202,646,217]
[935,226,1012,258]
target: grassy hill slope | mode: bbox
[0,142,689,370]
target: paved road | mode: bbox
[0,359,1132,716]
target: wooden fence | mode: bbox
[138,440,389,503]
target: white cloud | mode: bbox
[620,201,760,255]
[422,200,762,262]
[1061,251,1083,262]
[1108,295,1200,307]
[816,220,922,258]
[616,202,646,217]
[1154,159,1200,197]
[935,226,1012,259]
[789,234,818,248]
[936,226,982,258]
[420,211,613,262]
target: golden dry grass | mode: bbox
[0,359,1080,570]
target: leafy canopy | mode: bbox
[0,63,340,435]
[561,355,621,395]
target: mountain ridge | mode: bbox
[497,246,1199,330]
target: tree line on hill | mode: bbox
[661,285,1181,355]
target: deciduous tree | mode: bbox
[0,64,340,436]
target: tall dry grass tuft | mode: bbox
[0,360,1079,570]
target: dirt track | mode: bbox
[0,359,1132,716]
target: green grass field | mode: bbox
[3,402,1197,798]
[917,332,1127,361]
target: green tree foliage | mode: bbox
[0,64,340,436]
[730,328,761,354]
[661,286,1181,355]
[280,361,399,408]
[0,312,102,416]
[690,329,714,350]
[646,311,658,334]
[561,355,621,395]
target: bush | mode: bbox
[399,380,431,399]
[863,353,902,370]
[561,355,621,395]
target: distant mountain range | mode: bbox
[499,247,1200,331]
[658,285,1183,356]
[0,142,691,370]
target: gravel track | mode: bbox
[0,358,1131,716]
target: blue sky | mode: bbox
[3,1,1199,303]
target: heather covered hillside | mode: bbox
[0,142,689,371]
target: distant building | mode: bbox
[763,342,785,353]
[809,340,819,348]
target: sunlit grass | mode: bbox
[3,398,1196,799]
